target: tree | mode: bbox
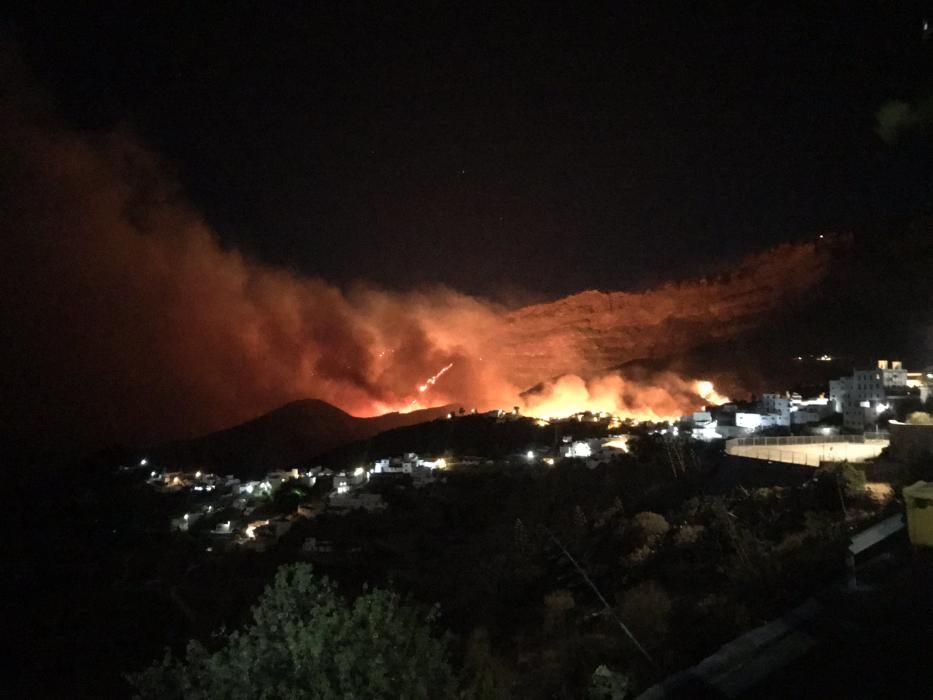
[618,581,672,648]
[129,563,457,699]
[588,665,631,700]
[817,461,866,502]
[460,628,513,700]
[629,512,670,547]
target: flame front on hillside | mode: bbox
[517,372,730,422]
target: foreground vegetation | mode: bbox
[13,435,879,698]
[119,434,892,698]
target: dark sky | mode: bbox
[7,2,933,298]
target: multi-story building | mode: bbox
[878,360,908,388]
[832,360,909,432]
[760,393,795,425]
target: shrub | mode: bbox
[543,589,576,632]
[618,580,672,647]
[818,461,866,500]
[630,512,670,546]
[129,564,457,699]
[672,524,706,547]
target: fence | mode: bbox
[727,434,888,448]
[725,446,823,467]
[725,434,890,468]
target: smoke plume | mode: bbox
[0,82,834,459]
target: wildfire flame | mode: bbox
[516,373,730,423]
[694,380,730,407]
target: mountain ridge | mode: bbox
[149,399,458,476]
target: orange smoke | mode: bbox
[0,82,833,457]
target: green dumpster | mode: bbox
[903,481,933,547]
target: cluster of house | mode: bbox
[684,359,933,438]
[687,393,836,439]
[148,467,317,549]
[145,450,462,550]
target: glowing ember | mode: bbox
[402,362,456,412]
[418,362,454,392]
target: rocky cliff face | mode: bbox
[497,240,837,388]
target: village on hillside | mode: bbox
[133,359,933,561]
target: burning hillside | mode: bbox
[0,88,835,455]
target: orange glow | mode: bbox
[1,95,833,445]
[516,373,730,422]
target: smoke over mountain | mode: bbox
[0,81,834,459]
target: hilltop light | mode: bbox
[140,458,147,466]
[195,470,202,478]
[526,450,534,460]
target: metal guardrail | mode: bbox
[727,434,888,448]
[725,434,890,467]
[725,446,822,467]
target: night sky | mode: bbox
[9,3,933,299]
[5,4,933,461]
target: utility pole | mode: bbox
[544,527,655,667]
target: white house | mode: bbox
[265,469,300,492]
[561,439,601,459]
[373,454,422,474]
[736,412,784,430]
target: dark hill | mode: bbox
[311,413,614,470]
[600,223,933,400]
[149,399,458,476]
